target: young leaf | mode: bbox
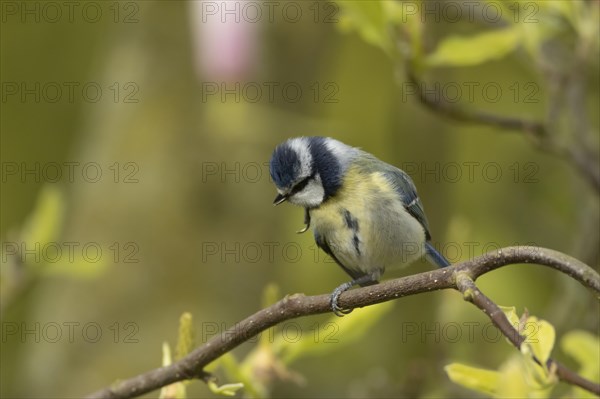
[20,185,65,256]
[500,305,520,328]
[159,342,187,399]
[176,312,195,360]
[561,330,600,399]
[524,316,555,366]
[337,2,393,54]
[444,363,499,396]
[207,380,244,397]
[495,356,534,398]
[277,300,394,364]
[561,330,600,372]
[425,28,521,68]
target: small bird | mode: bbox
[269,137,450,316]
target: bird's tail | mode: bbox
[425,242,451,268]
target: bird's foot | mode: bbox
[330,282,354,317]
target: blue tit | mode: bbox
[269,137,450,316]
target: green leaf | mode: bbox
[221,351,266,399]
[500,305,520,328]
[519,316,557,390]
[159,342,188,399]
[207,380,244,397]
[384,0,425,65]
[447,311,559,398]
[277,300,394,364]
[261,283,280,308]
[158,383,187,399]
[337,1,393,54]
[425,27,520,67]
[496,356,529,398]
[162,342,173,367]
[176,312,195,360]
[20,185,65,253]
[561,330,600,371]
[524,316,555,365]
[12,185,111,278]
[496,355,551,399]
[444,363,499,396]
[561,330,600,399]
[41,253,108,278]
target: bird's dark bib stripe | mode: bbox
[314,230,366,281]
[342,209,358,230]
[352,235,360,257]
[341,209,361,257]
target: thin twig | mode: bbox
[86,246,600,398]
[406,71,547,139]
[406,72,600,192]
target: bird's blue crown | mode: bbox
[269,142,301,189]
[270,137,347,200]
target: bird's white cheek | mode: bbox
[289,180,324,208]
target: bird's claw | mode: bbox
[296,224,309,234]
[296,208,311,234]
[330,284,354,317]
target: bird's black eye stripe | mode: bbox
[289,177,310,195]
[289,172,316,196]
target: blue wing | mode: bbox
[381,164,451,268]
[381,166,432,240]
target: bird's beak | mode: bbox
[273,193,287,205]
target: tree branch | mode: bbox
[86,246,600,398]
[456,274,600,395]
[406,72,600,193]
[454,246,600,293]
[406,71,547,137]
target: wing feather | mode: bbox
[381,166,432,240]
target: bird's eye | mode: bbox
[289,176,311,196]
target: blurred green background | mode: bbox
[1,1,598,398]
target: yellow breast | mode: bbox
[310,167,426,274]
